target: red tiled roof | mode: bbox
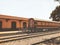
[0,14,28,20]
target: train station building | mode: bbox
[0,14,29,31]
[0,14,60,32]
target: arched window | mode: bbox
[11,22,16,29]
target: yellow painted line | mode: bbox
[0,31,22,34]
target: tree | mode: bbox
[54,0,60,3]
[50,6,60,21]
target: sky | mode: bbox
[0,0,59,20]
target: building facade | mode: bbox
[0,14,60,32]
[0,15,28,31]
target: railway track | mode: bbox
[0,30,60,43]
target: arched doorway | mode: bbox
[28,18,35,32]
[0,21,2,29]
[23,22,27,29]
[11,22,16,29]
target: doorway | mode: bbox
[11,22,16,29]
[0,21,2,29]
[23,22,27,29]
